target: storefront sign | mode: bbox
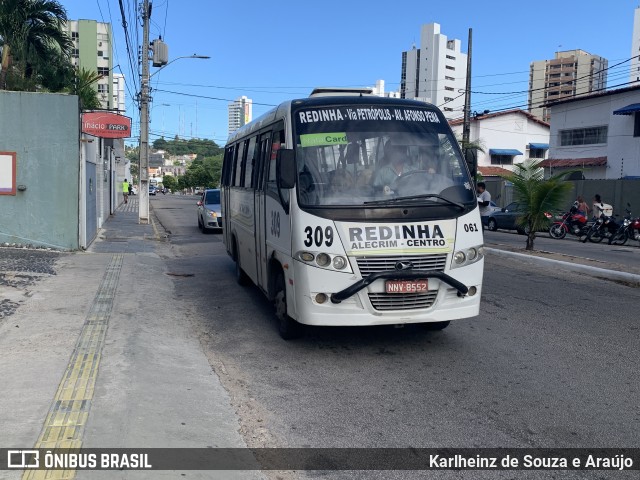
[82,112,132,139]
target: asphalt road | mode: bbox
[152,194,640,479]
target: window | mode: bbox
[97,67,109,76]
[72,49,79,58]
[529,148,545,159]
[445,76,455,81]
[635,114,640,138]
[444,97,454,102]
[98,84,108,94]
[559,126,608,146]
[243,136,257,187]
[445,65,455,71]
[445,86,454,91]
[268,128,285,185]
[71,31,79,39]
[221,146,235,186]
[233,141,246,186]
[97,50,103,57]
[491,155,514,165]
[446,55,456,60]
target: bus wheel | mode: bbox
[421,321,450,331]
[274,273,303,340]
[233,240,249,286]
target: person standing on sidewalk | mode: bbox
[122,179,130,204]
[477,182,492,228]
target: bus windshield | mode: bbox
[294,104,475,207]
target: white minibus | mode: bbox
[222,88,483,339]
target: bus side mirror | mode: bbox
[464,148,477,177]
[276,149,296,189]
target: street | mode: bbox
[151,194,640,478]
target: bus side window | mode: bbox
[255,132,272,191]
[233,141,246,186]
[244,136,257,188]
[267,127,288,205]
[222,145,234,186]
[267,128,285,189]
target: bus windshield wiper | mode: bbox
[364,194,465,210]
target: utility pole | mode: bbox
[138,0,151,224]
[462,28,473,147]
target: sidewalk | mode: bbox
[0,199,262,479]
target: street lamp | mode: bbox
[138,0,209,224]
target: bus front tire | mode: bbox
[274,273,303,340]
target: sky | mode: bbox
[64,0,640,147]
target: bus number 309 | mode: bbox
[304,226,334,247]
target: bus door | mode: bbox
[254,131,272,292]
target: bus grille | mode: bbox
[368,291,439,311]
[355,254,448,276]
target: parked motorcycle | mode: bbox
[548,202,592,239]
[630,215,640,244]
[608,204,639,245]
[581,204,619,243]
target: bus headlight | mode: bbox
[300,252,315,262]
[316,253,331,267]
[453,251,466,265]
[295,251,353,273]
[332,256,347,270]
[451,244,484,269]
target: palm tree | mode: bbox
[0,0,72,89]
[67,68,103,110]
[499,160,576,251]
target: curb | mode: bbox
[485,247,640,286]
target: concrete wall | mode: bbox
[0,91,80,250]
[483,177,640,217]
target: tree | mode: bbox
[499,160,575,251]
[0,0,73,90]
[66,68,102,110]
[161,175,178,192]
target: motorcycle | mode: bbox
[581,204,620,243]
[609,204,639,245]
[548,202,592,239]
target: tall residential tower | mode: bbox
[400,23,467,119]
[631,7,640,84]
[228,96,253,136]
[528,49,608,123]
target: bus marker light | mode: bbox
[468,286,477,296]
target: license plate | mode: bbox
[385,279,428,294]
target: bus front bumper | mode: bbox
[330,270,468,304]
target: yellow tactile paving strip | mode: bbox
[23,254,123,480]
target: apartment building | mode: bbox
[228,96,253,136]
[529,49,608,123]
[400,23,467,119]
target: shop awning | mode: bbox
[528,143,549,150]
[613,103,640,115]
[489,149,523,156]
